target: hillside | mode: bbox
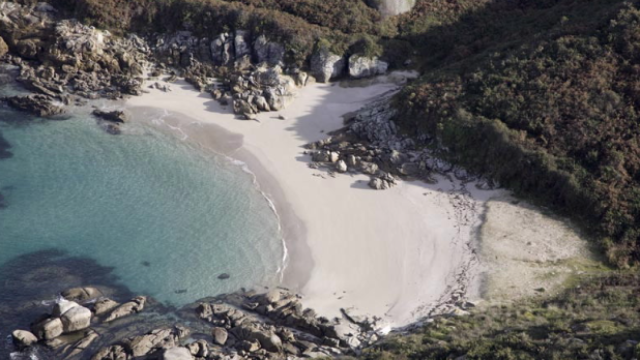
[389,0,640,268]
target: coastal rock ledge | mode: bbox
[8,286,384,360]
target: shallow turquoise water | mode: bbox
[0,105,284,306]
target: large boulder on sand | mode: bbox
[61,305,92,333]
[348,55,388,78]
[11,330,38,349]
[310,47,345,83]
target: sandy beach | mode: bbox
[124,74,573,327]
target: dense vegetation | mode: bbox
[392,0,640,268]
[357,273,640,360]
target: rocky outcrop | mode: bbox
[305,97,443,190]
[8,285,386,360]
[60,305,92,333]
[104,296,146,322]
[253,35,285,65]
[3,94,64,117]
[229,65,298,118]
[162,347,193,360]
[92,110,127,124]
[211,327,228,346]
[0,35,7,57]
[124,327,181,357]
[61,286,103,302]
[310,47,346,83]
[31,317,63,340]
[93,298,119,316]
[61,329,99,359]
[349,55,389,78]
[11,330,38,349]
[0,2,149,105]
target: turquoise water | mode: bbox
[0,105,284,306]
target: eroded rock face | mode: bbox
[348,55,388,78]
[310,47,345,83]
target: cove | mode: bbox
[0,105,284,306]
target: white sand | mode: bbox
[125,75,506,326]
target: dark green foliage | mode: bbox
[360,273,640,360]
[393,0,640,267]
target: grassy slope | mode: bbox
[357,273,640,360]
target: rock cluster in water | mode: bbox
[10,286,383,360]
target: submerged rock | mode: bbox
[62,286,103,302]
[92,109,127,123]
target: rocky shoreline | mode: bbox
[9,286,383,360]
[0,0,441,196]
[0,1,392,124]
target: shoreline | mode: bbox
[124,75,506,327]
[126,105,314,291]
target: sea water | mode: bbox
[0,104,284,306]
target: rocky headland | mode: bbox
[8,285,383,360]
